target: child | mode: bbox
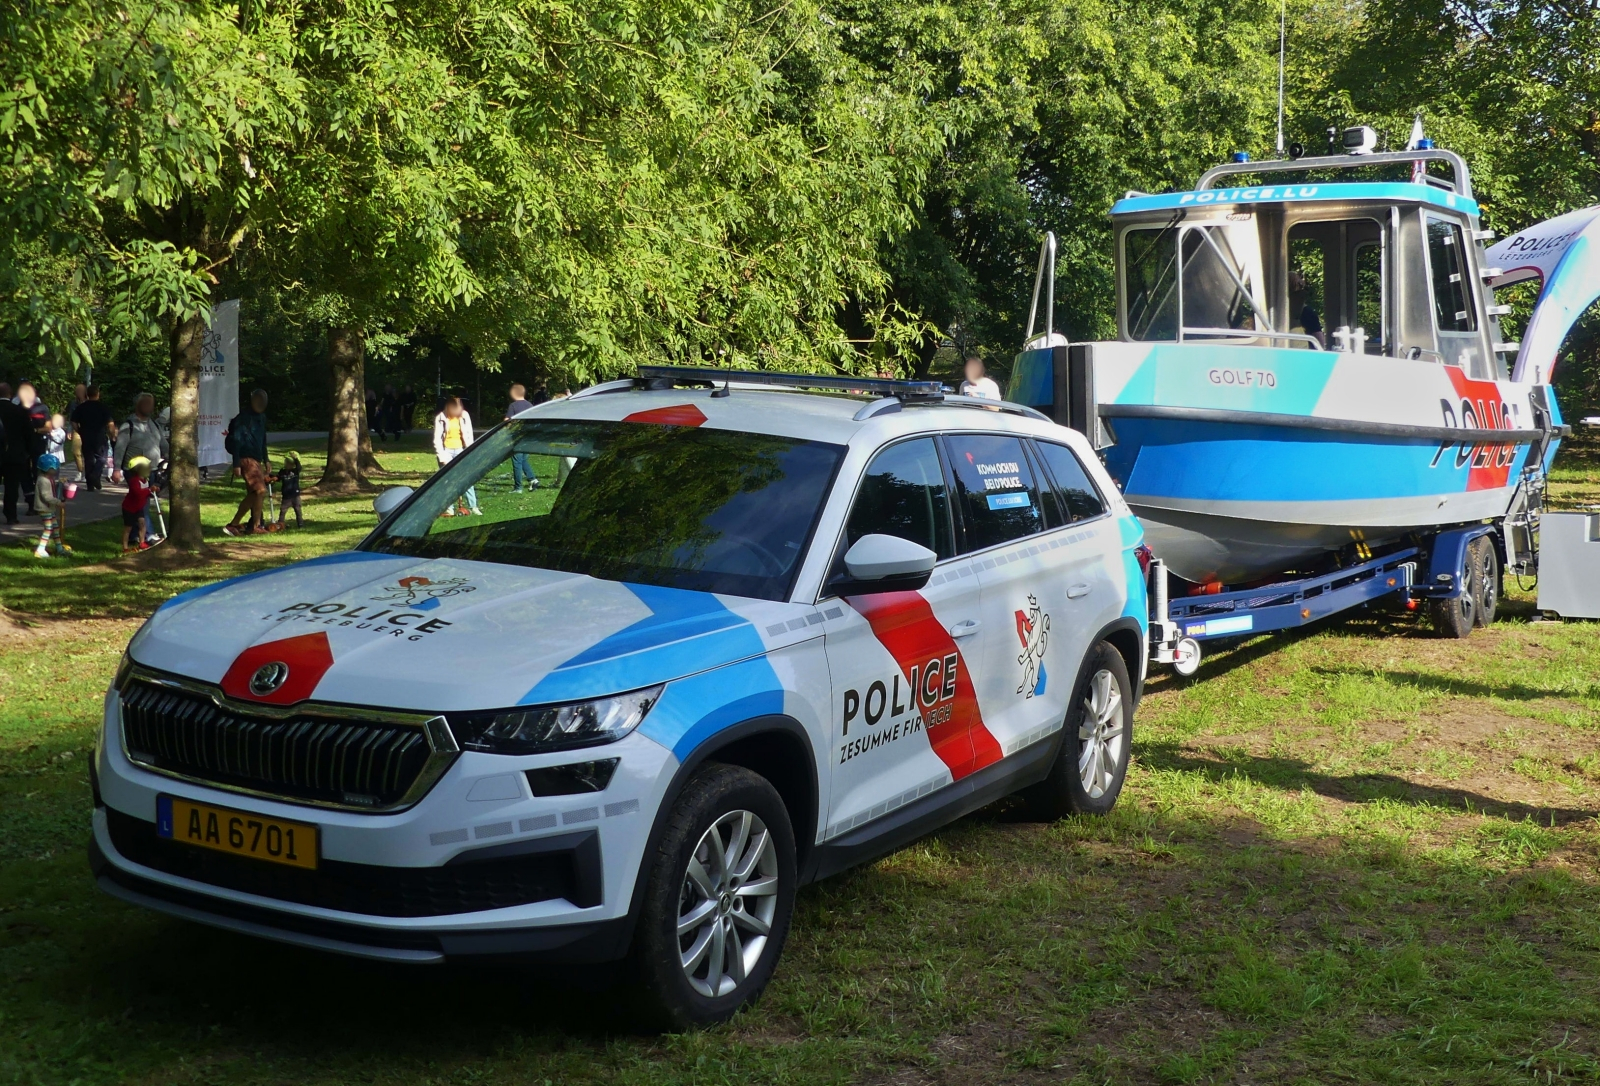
[33,454,69,558]
[275,450,303,528]
[46,414,77,499]
[121,456,156,554]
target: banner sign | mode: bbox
[199,299,240,468]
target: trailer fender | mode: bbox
[1424,525,1498,599]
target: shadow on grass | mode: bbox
[1309,666,1600,704]
[1138,740,1599,826]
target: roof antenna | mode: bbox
[1275,0,1286,155]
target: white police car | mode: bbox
[92,367,1149,1027]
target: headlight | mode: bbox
[114,652,134,691]
[451,685,663,754]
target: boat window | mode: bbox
[1125,225,1180,340]
[1285,217,1387,354]
[1426,218,1477,333]
[1122,221,1269,342]
[1180,226,1259,334]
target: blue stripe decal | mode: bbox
[1105,418,1531,502]
[638,656,785,761]
[155,550,403,613]
[1118,515,1150,631]
[1112,182,1479,218]
[1112,344,1337,415]
[521,583,775,708]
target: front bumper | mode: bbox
[90,821,632,963]
[91,684,676,963]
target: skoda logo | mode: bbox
[249,661,290,697]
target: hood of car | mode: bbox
[128,551,801,712]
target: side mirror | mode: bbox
[834,534,937,596]
[373,486,414,518]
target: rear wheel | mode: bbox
[1472,535,1499,627]
[1429,541,1478,639]
[634,764,796,1030]
[1025,642,1133,819]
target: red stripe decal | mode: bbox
[847,591,1003,780]
[623,403,708,427]
[220,631,336,705]
[1443,368,1518,491]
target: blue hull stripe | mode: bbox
[1105,418,1530,503]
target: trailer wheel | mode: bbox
[1171,636,1202,677]
[1472,536,1499,627]
[1429,546,1478,639]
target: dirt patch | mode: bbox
[0,609,141,647]
[80,539,292,574]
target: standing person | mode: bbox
[958,356,1001,402]
[274,451,304,528]
[16,382,50,513]
[365,387,380,442]
[397,385,417,438]
[120,456,155,553]
[379,385,400,441]
[432,396,479,516]
[113,393,169,542]
[33,454,68,557]
[70,384,87,479]
[223,389,270,536]
[71,385,114,491]
[504,383,538,492]
[0,383,32,523]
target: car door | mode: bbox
[819,437,1001,841]
[941,431,1092,759]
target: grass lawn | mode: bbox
[3,433,1600,1085]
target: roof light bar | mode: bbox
[633,364,945,400]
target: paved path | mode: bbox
[0,475,133,545]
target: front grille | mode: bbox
[106,809,576,917]
[119,678,437,808]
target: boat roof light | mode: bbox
[1343,125,1379,155]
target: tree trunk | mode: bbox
[320,326,373,493]
[166,313,207,551]
[358,397,384,474]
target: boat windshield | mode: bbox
[364,417,845,601]
[1124,221,1271,342]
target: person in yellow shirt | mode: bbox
[431,397,480,516]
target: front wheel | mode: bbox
[634,764,796,1030]
[1024,641,1134,819]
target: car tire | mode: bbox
[1024,641,1134,819]
[634,763,796,1030]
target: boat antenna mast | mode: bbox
[1275,0,1286,154]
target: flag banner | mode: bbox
[199,299,240,468]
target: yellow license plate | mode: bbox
[157,795,318,870]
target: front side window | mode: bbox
[841,438,955,561]
[366,418,844,601]
[942,433,1046,551]
[1033,441,1106,523]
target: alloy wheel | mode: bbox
[677,809,780,998]
[1078,668,1126,799]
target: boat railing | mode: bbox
[1196,148,1474,200]
[1179,327,1324,350]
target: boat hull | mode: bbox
[1030,342,1559,585]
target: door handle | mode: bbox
[1067,583,1091,599]
[948,619,982,638]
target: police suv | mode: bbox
[92,367,1149,1027]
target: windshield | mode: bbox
[1123,220,1268,340]
[366,417,845,601]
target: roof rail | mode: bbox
[567,365,1053,425]
[632,364,945,400]
[1196,147,1474,200]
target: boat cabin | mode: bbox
[1107,144,1515,381]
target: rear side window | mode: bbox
[842,438,955,560]
[942,433,1046,551]
[1033,441,1106,522]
